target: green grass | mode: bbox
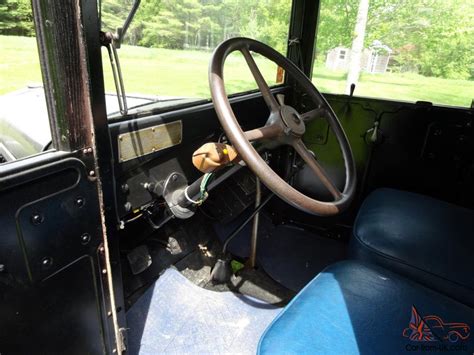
[312,66,474,107]
[1,35,473,107]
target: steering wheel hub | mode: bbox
[280,105,305,136]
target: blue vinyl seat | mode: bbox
[258,261,474,355]
[350,188,474,307]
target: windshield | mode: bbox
[100,0,292,117]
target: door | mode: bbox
[0,0,125,353]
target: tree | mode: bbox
[0,0,34,36]
[345,0,369,94]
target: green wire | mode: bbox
[198,172,214,202]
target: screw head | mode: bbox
[31,213,44,225]
[80,233,91,245]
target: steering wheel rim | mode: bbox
[209,37,356,216]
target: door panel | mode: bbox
[366,104,473,208]
[290,95,473,227]
[0,156,111,353]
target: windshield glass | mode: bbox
[101,0,292,117]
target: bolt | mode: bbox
[80,233,91,245]
[41,257,53,269]
[144,182,155,192]
[31,213,44,225]
[76,197,85,207]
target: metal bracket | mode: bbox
[161,173,195,219]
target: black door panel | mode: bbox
[366,104,473,208]
[0,156,111,353]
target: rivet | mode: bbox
[119,135,123,141]
[41,257,53,269]
[172,174,178,181]
[124,202,132,212]
[107,311,112,316]
[112,349,117,353]
[0,264,5,273]
[31,213,44,225]
[89,170,95,176]
[99,246,105,252]
[76,197,85,207]
[80,233,91,245]
[102,269,107,274]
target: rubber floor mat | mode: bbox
[126,268,281,354]
[258,224,346,292]
[214,214,346,292]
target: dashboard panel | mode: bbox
[109,89,288,218]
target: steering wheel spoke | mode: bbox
[292,139,342,200]
[243,123,283,142]
[240,46,280,113]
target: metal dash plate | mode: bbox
[118,121,182,162]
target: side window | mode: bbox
[0,0,51,164]
[313,0,473,107]
[100,0,292,116]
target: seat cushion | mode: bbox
[258,261,474,355]
[351,188,474,307]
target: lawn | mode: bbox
[1,35,473,107]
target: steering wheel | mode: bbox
[209,37,356,216]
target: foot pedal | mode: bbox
[166,235,187,255]
[127,245,152,275]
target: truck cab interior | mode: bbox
[0,0,473,354]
